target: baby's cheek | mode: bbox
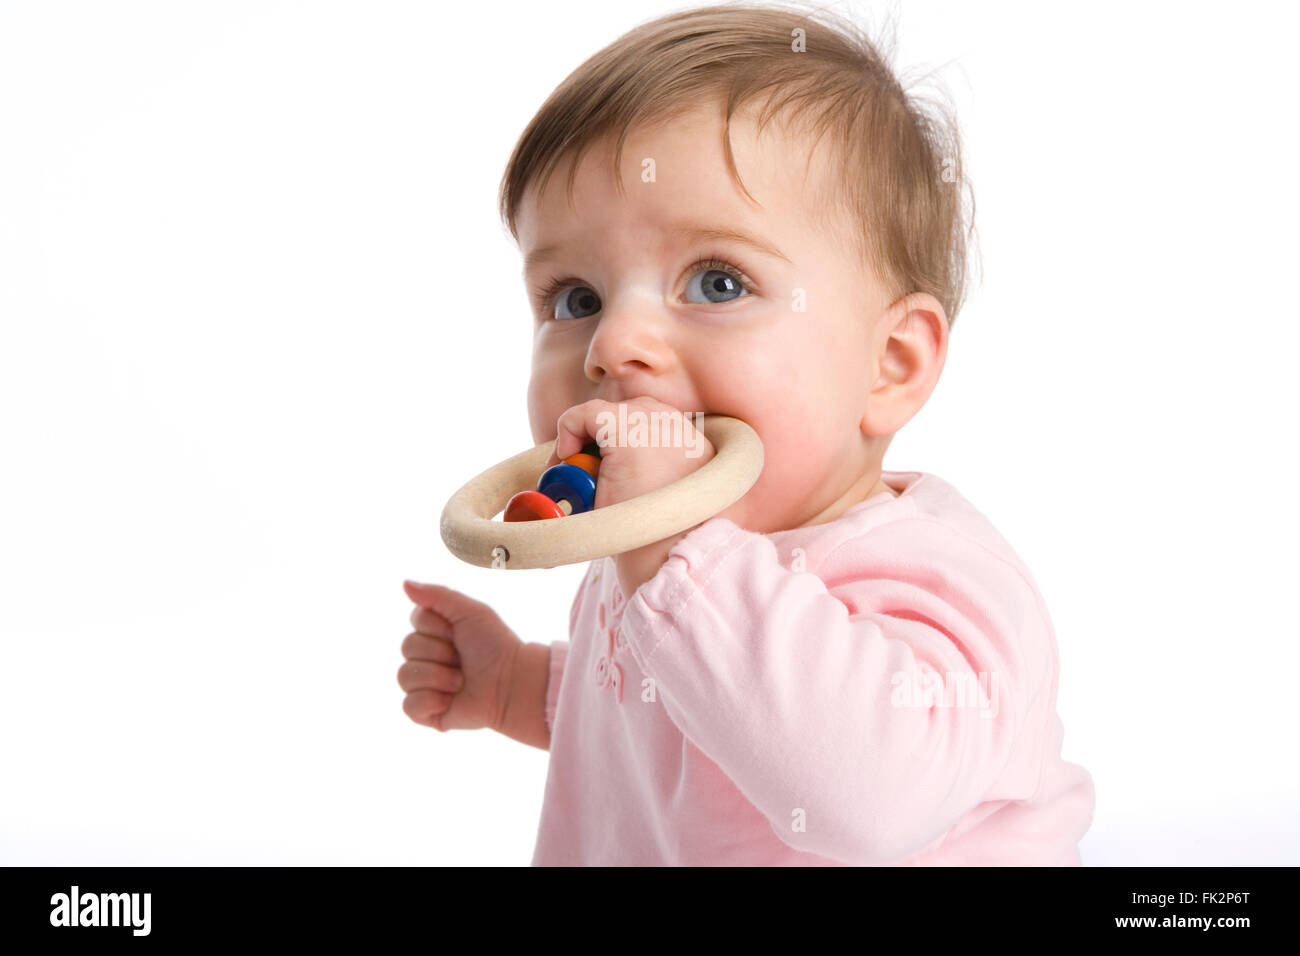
[754,439,833,514]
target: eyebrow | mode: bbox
[523,221,792,273]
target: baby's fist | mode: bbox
[546,397,715,510]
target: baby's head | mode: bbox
[500,1,975,533]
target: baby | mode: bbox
[400,1,1095,865]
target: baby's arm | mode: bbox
[618,517,1051,865]
[497,569,582,750]
[497,642,557,751]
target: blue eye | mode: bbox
[552,285,601,320]
[684,259,752,304]
[533,256,754,319]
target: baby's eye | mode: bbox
[540,258,754,318]
[684,261,752,304]
[553,286,602,320]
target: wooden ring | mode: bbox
[439,414,764,569]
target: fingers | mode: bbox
[551,397,687,462]
[409,605,453,638]
[401,630,460,665]
[398,659,465,695]
[552,399,612,463]
[403,689,451,729]
[403,580,491,624]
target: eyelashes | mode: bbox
[530,255,758,318]
[531,272,581,316]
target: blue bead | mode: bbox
[537,463,597,515]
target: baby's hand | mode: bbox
[546,397,716,596]
[398,581,521,733]
[545,397,716,511]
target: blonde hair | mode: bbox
[497,1,978,328]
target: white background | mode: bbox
[2,0,1296,865]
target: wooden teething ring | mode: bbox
[440,414,764,569]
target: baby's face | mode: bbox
[516,99,905,533]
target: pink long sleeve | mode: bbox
[539,570,588,737]
[543,640,568,737]
[531,471,1095,865]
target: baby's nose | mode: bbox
[584,309,672,381]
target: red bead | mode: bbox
[503,490,565,522]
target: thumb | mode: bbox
[403,579,490,622]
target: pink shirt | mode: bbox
[533,470,1095,865]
